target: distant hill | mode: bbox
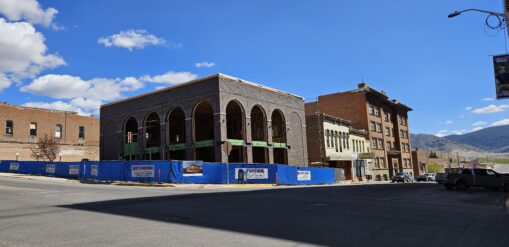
[410,134,483,153]
[444,125,509,153]
[411,125,509,155]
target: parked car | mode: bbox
[392,172,414,183]
[417,173,436,182]
[444,168,509,191]
[435,173,448,184]
[426,173,436,181]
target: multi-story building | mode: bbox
[0,102,99,161]
[305,82,412,181]
[305,112,372,181]
[100,73,308,166]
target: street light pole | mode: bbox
[448,9,505,19]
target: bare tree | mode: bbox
[30,134,61,162]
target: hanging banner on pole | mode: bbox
[493,54,509,99]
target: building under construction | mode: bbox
[100,73,308,166]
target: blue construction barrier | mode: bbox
[0,160,335,185]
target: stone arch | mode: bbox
[192,101,215,162]
[271,109,287,164]
[144,112,161,160]
[226,100,246,163]
[166,106,187,160]
[251,105,268,163]
[123,117,139,160]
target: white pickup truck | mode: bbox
[444,168,509,191]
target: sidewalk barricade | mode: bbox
[0,160,335,185]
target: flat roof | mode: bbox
[102,73,303,108]
[0,102,97,118]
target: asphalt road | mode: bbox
[0,175,508,247]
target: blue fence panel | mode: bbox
[226,164,278,184]
[294,167,335,185]
[170,161,226,184]
[126,160,170,183]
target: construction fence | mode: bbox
[0,160,335,185]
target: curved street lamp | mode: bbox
[448,9,505,19]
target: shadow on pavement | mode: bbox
[59,183,509,247]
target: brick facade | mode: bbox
[100,74,308,166]
[305,83,412,180]
[0,103,99,161]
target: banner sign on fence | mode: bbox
[9,163,19,171]
[183,160,203,176]
[493,54,509,99]
[69,165,79,175]
[235,168,268,180]
[45,164,56,174]
[297,170,311,181]
[91,165,98,176]
[131,165,154,177]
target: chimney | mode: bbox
[358,83,368,89]
[381,90,387,95]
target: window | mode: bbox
[383,112,388,122]
[385,127,391,137]
[326,130,330,148]
[370,121,376,131]
[371,138,377,149]
[29,122,37,136]
[361,141,365,153]
[79,126,85,139]
[376,123,382,133]
[5,120,13,135]
[55,124,62,138]
[386,141,392,151]
[374,107,380,117]
[368,105,374,115]
[378,139,383,149]
[380,158,385,168]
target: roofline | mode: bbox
[0,102,97,118]
[319,85,413,112]
[316,112,351,126]
[101,73,303,108]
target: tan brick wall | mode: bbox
[0,103,99,161]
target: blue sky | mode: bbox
[0,0,508,136]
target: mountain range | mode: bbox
[411,125,509,155]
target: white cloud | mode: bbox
[482,97,495,101]
[23,101,89,116]
[491,119,509,127]
[0,0,59,28]
[445,120,453,125]
[472,121,487,126]
[141,71,197,84]
[472,127,483,132]
[0,18,65,91]
[195,61,215,68]
[459,115,465,119]
[465,106,473,111]
[20,70,195,114]
[98,30,166,51]
[450,130,466,135]
[471,104,509,114]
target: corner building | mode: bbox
[305,83,412,180]
[0,102,99,161]
[100,74,308,166]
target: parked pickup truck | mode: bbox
[444,168,509,191]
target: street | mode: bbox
[0,175,508,247]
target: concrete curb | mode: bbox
[113,182,176,187]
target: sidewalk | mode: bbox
[0,172,392,189]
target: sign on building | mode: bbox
[9,163,19,171]
[234,168,268,180]
[45,164,56,174]
[297,170,312,181]
[493,54,509,99]
[131,165,154,177]
[91,165,98,176]
[69,165,80,175]
[183,161,203,176]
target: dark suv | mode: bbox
[444,168,509,191]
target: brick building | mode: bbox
[305,83,412,180]
[411,149,446,177]
[0,102,99,161]
[100,73,308,166]
[305,112,372,181]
